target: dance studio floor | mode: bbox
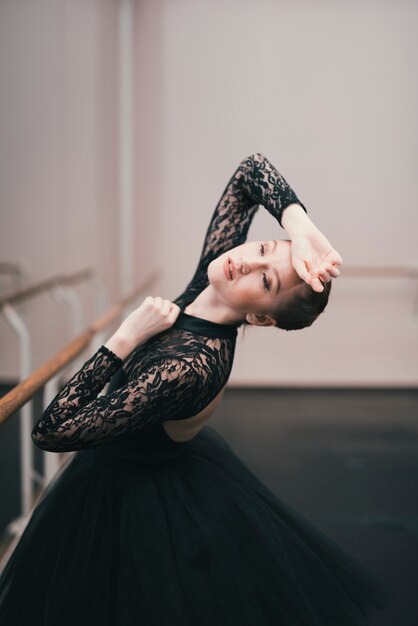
[1,386,417,624]
[211,388,418,626]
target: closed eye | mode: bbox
[259,243,270,292]
[262,273,270,292]
[260,241,280,295]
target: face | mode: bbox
[207,239,303,320]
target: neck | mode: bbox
[184,286,244,325]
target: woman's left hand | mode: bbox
[290,225,343,292]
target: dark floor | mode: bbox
[210,388,418,626]
[1,386,417,624]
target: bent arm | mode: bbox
[240,153,308,227]
[281,203,315,236]
[31,345,200,452]
[174,153,307,308]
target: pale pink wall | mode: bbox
[0,0,120,379]
[150,0,418,385]
[132,0,162,289]
[1,1,417,386]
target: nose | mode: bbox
[238,257,267,274]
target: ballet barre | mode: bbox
[341,264,418,315]
[0,269,98,524]
[0,261,25,276]
[0,260,27,299]
[340,265,418,278]
[0,270,159,560]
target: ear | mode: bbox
[245,313,277,327]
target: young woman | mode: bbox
[0,154,391,625]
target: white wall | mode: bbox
[150,0,418,386]
[1,0,417,387]
[132,0,163,289]
[0,0,121,379]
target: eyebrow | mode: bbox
[269,240,280,295]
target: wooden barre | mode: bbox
[0,262,24,274]
[340,265,418,278]
[0,271,159,425]
[0,269,95,308]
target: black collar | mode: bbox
[173,310,241,339]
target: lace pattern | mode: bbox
[31,154,307,452]
[174,152,307,309]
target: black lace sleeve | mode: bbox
[31,345,201,452]
[174,152,307,308]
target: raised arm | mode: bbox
[174,153,307,308]
[31,345,201,452]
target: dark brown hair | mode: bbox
[273,280,331,330]
[243,279,332,332]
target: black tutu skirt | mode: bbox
[0,425,392,625]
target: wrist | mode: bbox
[281,203,315,237]
[104,333,138,361]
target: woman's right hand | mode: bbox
[116,296,181,346]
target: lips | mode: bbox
[223,257,235,281]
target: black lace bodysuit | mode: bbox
[31,153,307,462]
[2,154,391,626]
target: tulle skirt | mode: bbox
[0,426,392,625]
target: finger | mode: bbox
[320,255,341,277]
[293,258,311,284]
[168,303,181,322]
[331,251,343,266]
[328,266,340,278]
[310,275,325,292]
[319,269,331,282]
[161,299,172,315]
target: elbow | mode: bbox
[31,428,49,451]
[31,426,59,453]
[243,153,267,164]
[31,425,81,453]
